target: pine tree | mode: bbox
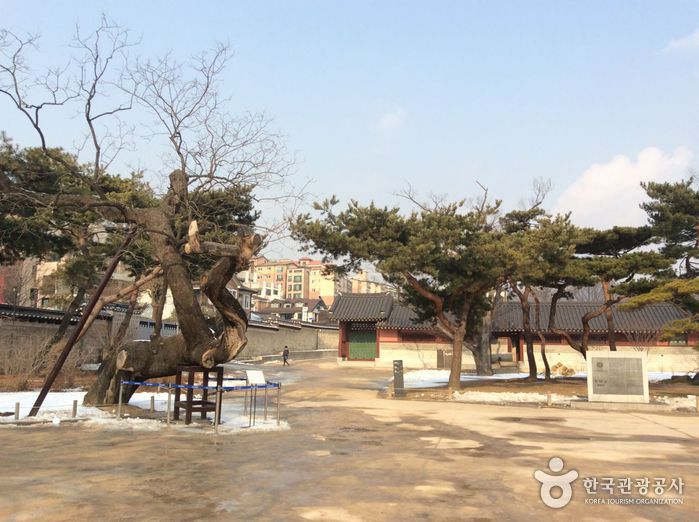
[293,197,507,388]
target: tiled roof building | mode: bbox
[329,294,699,372]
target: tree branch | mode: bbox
[403,271,455,334]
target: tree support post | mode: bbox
[214,387,222,435]
[29,228,137,417]
[264,386,268,421]
[247,386,258,427]
[166,385,172,425]
[253,387,257,426]
[117,382,124,419]
[72,400,78,418]
[276,384,281,426]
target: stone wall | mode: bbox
[0,314,339,372]
[0,317,111,374]
[241,323,338,359]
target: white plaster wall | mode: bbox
[518,344,699,374]
[377,342,446,369]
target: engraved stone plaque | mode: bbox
[587,352,649,403]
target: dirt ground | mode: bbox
[1,360,698,521]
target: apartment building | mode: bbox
[240,256,353,306]
[350,269,393,294]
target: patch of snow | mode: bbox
[84,416,170,432]
[0,390,289,433]
[452,390,579,405]
[404,370,532,388]
[654,395,698,410]
[648,372,695,382]
[225,360,255,366]
[451,390,697,411]
[0,390,98,421]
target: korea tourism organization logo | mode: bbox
[534,457,685,509]
[534,457,578,508]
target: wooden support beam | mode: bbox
[28,228,137,417]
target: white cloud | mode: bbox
[553,147,693,228]
[375,106,407,135]
[664,28,699,52]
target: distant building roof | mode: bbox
[330,293,394,322]
[0,303,112,324]
[286,297,327,310]
[229,275,258,294]
[491,301,689,334]
[258,306,305,315]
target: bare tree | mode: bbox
[0,260,34,306]
[0,20,295,404]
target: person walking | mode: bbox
[282,345,290,366]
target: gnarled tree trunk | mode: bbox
[84,171,263,406]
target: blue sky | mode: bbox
[2,1,699,256]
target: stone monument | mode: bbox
[586,351,649,403]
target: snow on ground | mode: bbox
[653,395,698,410]
[451,390,698,410]
[403,369,694,389]
[403,370,530,388]
[452,390,580,405]
[0,390,95,421]
[0,390,289,433]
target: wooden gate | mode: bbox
[348,330,377,360]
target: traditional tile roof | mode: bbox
[329,293,394,321]
[331,294,437,331]
[377,303,435,331]
[0,303,112,324]
[491,301,689,334]
[330,294,689,335]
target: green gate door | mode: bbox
[349,330,377,360]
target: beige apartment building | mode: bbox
[349,269,392,294]
[0,257,135,310]
[240,256,355,307]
